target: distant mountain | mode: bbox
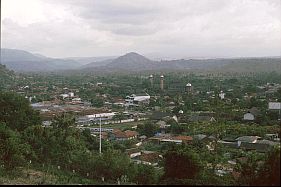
[0,48,81,72]
[65,56,117,66]
[81,59,114,68]
[1,48,280,73]
[105,52,158,70]
[82,52,281,73]
[82,52,232,72]
[215,58,281,73]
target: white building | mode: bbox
[72,98,82,102]
[243,112,255,121]
[219,91,225,100]
[60,94,69,99]
[68,92,75,97]
[86,112,116,119]
[76,112,117,126]
[125,94,150,107]
[243,107,260,121]
[268,102,281,110]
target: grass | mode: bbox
[0,165,138,185]
[0,166,101,185]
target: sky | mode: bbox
[1,0,281,59]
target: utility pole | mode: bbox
[99,117,102,154]
[279,104,281,125]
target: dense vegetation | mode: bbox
[0,92,160,184]
[0,91,280,185]
[0,64,16,90]
[0,66,280,185]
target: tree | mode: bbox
[0,92,41,131]
[81,128,99,151]
[22,125,49,163]
[91,97,104,108]
[162,145,202,181]
[132,164,159,184]
[0,123,33,170]
[51,113,76,130]
[236,151,264,186]
[112,112,125,123]
[92,149,131,181]
[137,121,158,137]
[255,147,280,186]
[169,123,184,134]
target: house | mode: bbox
[60,94,69,100]
[124,130,139,140]
[235,136,280,152]
[126,148,142,158]
[172,135,193,144]
[138,151,162,166]
[265,133,280,141]
[243,107,261,121]
[42,120,52,127]
[148,133,172,144]
[148,134,193,145]
[239,140,280,153]
[113,129,138,141]
[112,130,127,141]
[131,151,163,166]
[156,120,167,127]
[68,92,74,97]
[193,134,207,141]
[218,140,238,149]
[72,97,82,103]
[193,134,217,144]
[139,135,147,141]
[236,136,262,145]
[156,120,170,134]
[243,112,254,121]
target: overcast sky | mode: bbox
[1,0,281,59]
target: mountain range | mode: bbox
[1,48,280,73]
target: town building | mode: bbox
[243,107,261,121]
[125,93,150,107]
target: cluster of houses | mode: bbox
[96,128,280,171]
[219,135,280,153]
[16,75,281,181]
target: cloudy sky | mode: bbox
[1,0,281,59]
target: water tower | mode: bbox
[186,83,192,94]
[149,74,154,87]
[160,75,164,90]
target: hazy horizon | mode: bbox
[2,47,281,61]
[1,0,281,59]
